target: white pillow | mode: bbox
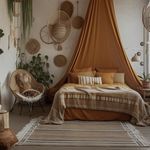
[78,76,102,85]
[113,73,125,84]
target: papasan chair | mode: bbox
[9,69,45,115]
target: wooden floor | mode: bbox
[10,102,150,150]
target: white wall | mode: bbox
[114,0,147,76]
[24,0,89,86]
[0,0,146,109]
[24,0,145,87]
[0,0,16,110]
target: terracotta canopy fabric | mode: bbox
[50,0,142,95]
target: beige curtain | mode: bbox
[49,0,142,96]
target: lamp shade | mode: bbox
[131,53,141,62]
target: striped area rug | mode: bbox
[16,118,149,147]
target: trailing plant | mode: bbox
[0,29,4,55]
[7,0,33,39]
[17,53,54,88]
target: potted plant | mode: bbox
[17,53,54,88]
[141,73,150,89]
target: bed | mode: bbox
[43,68,150,126]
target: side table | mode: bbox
[139,88,150,102]
[0,110,9,130]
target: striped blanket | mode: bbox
[43,83,150,126]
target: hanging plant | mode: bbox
[7,0,33,39]
[22,0,33,38]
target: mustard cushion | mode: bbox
[96,72,114,84]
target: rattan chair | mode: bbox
[9,69,45,115]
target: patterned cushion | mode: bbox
[78,76,102,85]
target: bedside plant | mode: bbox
[17,53,54,88]
[141,73,150,88]
[0,29,4,55]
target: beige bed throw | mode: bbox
[43,84,150,126]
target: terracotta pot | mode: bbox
[142,80,150,88]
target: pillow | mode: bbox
[96,72,114,84]
[95,68,117,73]
[15,73,32,92]
[22,89,40,97]
[67,71,96,83]
[113,73,125,84]
[78,76,102,85]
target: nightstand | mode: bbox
[139,88,150,102]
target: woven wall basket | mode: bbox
[72,16,84,29]
[60,1,74,18]
[25,39,40,54]
[53,55,67,67]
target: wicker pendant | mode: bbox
[51,23,67,40]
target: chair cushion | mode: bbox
[22,89,40,97]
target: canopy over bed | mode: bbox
[50,0,142,95]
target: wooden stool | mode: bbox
[0,128,18,150]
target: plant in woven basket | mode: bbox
[0,29,4,55]
[17,53,54,88]
[140,72,150,88]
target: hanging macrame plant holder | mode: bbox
[142,2,150,32]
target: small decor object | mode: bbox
[140,42,145,46]
[0,129,18,149]
[25,38,41,54]
[140,61,144,66]
[40,25,53,44]
[54,55,67,67]
[72,1,84,29]
[60,0,74,18]
[131,52,141,62]
[0,29,4,55]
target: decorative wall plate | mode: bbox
[40,25,53,44]
[60,1,74,18]
[53,55,67,67]
[25,38,40,54]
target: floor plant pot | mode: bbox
[142,80,150,88]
